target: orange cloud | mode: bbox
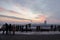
[39,15,46,22]
[32,15,46,23]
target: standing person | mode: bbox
[12,25,16,35]
[54,25,56,31]
[50,25,53,31]
[36,26,40,31]
[58,25,60,31]
[5,23,9,35]
[2,24,6,35]
[28,24,32,31]
[25,25,28,32]
[9,24,12,35]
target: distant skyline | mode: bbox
[0,0,60,24]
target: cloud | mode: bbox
[0,16,30,24]
[0,0,60,24]
[17,0,60,18]
[0,0,45,20]
[0,7,32,20]
[0,7,24,18]
[0,7,5,11]
[0,15,30,20]
[7,3,39,19]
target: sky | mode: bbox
[0,0,60,24]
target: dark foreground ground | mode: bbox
[0,34,60,40]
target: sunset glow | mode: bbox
[0,0,60,24]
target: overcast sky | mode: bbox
[0,0,60,24]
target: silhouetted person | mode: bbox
[9,24,12,34]
[16,25,19,31]
[5,23,9,35]
[36,26,40,31]
[54,25,56,31]
[25,25,28,32]
[28,24,32,31]
[50,25,53,31]
[2,24,6,35]
[19,25,21,31]
[12,25,16,35]
[21,25,24,32]
[57,25,60,31]
[36,26,37,31]
[19,25,22,31]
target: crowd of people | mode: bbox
[1,23,16,35]
[0,23,60,35]
[1,23,31,35]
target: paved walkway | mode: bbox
[0,31,60,35]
